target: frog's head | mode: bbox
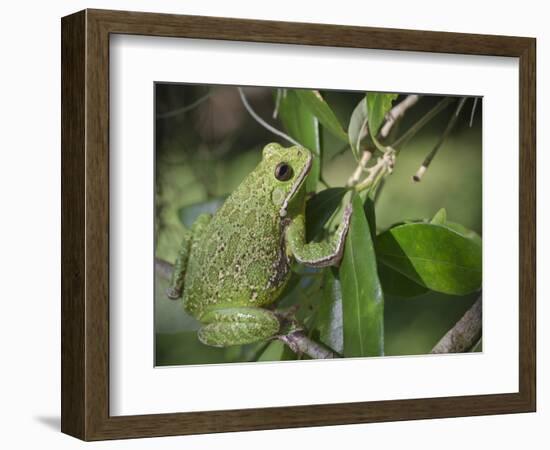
[261,142,312,218]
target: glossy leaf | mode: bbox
[278,89,321,192]
[378,262,429,298]
[430,207,482,246]
[348,96,369,160]
[362,194,427,298]
[339,193,384,357]
[430,208,447,225]
[305,187,347,241]
[444,221,482,247]
[366,92,398,136]
[376,223,482,295]
[295,89,348,142]
[362,194,377,240]
[314,268,344,354]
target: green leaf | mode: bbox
[376,223,482,295]
[378,262,429,298]
[361,192,427,298]
[314,268,344,354]
[294,90,348,142]
[429,208,482,247]
[444,221,482,247]
[278,89,321,192]
[339,193,384,357]
[348,96,369,160]
[431,208,447,225]
[366,93,398,136]
[305,187,347,241]
[362,194,377,241]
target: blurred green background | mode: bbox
[154,84,482,366]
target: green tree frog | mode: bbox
[167,143,352,347]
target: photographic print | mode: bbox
[154,84,482,366]
[61,10,535,439]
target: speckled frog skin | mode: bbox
[167,143,352,347]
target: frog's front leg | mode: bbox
[286,203,352,268]
[166,213,211,299]
[198,307,280,347]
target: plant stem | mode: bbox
[238,87,301,147]
[380,94,420,138]
[413,97,467,182]
[392,97,454,151]
[346,149,373,187]
[278,331,339,359]
[431,295,482,354]
[469,97,479,127]
[353,150,395,193]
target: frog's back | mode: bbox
[182,174,290,318]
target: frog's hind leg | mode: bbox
[198,307,280,347]
[166,213,211,299]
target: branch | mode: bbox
[237,87,301,147]
[155,257,338,359]
[278,331,338,359]
[431,295,482,354]
[469,97,479,127]
[380,94,420,138]
[346,149,373,187]
[392,97,454,151]
[353,149,395,192]
[412,97,468,182]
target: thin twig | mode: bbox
[380,94,420,138]
[346,149,373,187]
[412,97,467,182]
[237,87,301,147]
[393,97,454,151]
[353,150,395,192]
[272,88,283,119]
[431,295,482,354]
[156,92,211,119]
[469,97,479,127]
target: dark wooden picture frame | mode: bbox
[61,9,536,441]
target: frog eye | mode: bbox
[274,162,293,181]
